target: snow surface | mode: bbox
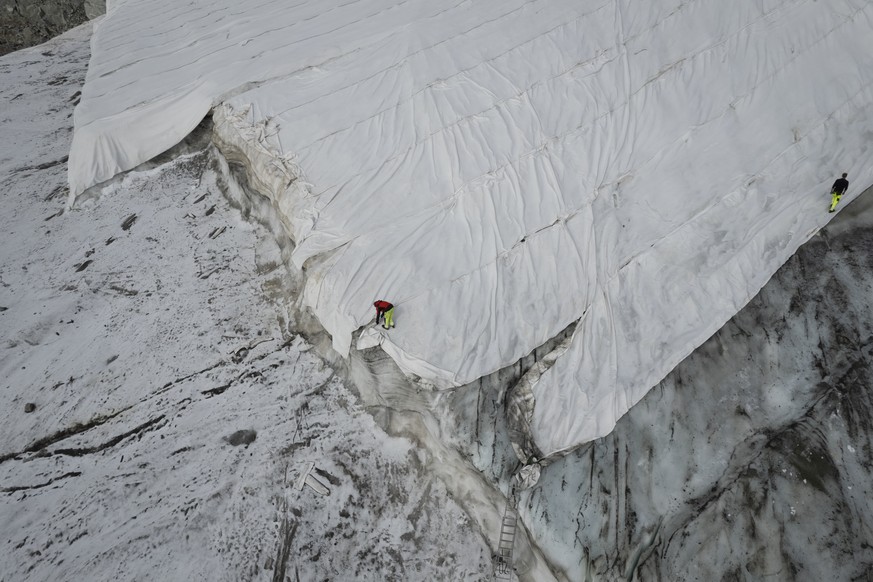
[69,0,873,454]
[0,27,492,581]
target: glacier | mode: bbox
[68,0,873,455]
[0,27,494,580]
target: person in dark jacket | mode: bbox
[829,172,849,213]
[373,300,395,329]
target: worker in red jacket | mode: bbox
[373,300,395,329]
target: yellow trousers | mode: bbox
[383,308,395,328]
[829,192,842,212]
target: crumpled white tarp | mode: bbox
[69,0,873,455]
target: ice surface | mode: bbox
[70,0,873,454]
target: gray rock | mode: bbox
[24,403,36,413]
[0,0,95,56]
[84,0,104,20]
[225,429,257,446]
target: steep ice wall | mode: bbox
[69,0,873,455]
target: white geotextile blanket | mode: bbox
[69,0,873,455]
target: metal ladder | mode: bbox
[494,505,517,580]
